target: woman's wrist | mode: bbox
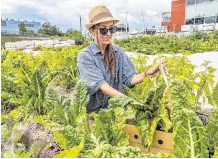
[144,70,148,78]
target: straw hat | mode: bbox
[85,6,119,30]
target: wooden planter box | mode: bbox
[122,124,173,154]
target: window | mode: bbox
[185,18,195,24]
[162,17,171,22]
[195,17,204,24]
[196,0,207,4]
[205,16,217,23]
[24,24,34,27]
[1,20,6,26]
[187,0,196,5]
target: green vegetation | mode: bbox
[1,33,218,158]
[114,31,218,54]
[37,22,64,36]
[18,23,27,32]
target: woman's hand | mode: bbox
[130,60,166,86]
[145,60,166,78]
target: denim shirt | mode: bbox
[77,42,137,113]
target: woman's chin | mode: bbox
[102,40,111,45]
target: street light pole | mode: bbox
[194,0,196,26]
[141,11,146,34]
[79,16,82,41]
[126,12,128,35]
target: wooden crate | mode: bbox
[122,124,173,154]
[150,130,173,154]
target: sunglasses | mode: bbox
[97,26,117,35]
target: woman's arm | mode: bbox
[99,63,165,97]
[130,71,147,86]
[131,62,165,86]
[100,82,123,97]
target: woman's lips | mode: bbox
[103,38,110,41]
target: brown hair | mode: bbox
[91,24,116,77]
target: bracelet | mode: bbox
[144,70,147,77]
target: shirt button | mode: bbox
[100,93,104,100]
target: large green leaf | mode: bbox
[72,80,87,117]
[110,107,131,146]
[109,95,151,111]
[212,82,218,107]
[54,137,84,158]
[3,149,31,158]
[75,107,91,135]
[205,108,218,154]
[154,100,172,132]
[90,109,113,144]
[167,79,195,122]
[144,83,166,110]
[213,147,218,158]
[173,108,208,158]
[203,83,214,106]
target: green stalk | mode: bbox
[188,119,195,158]
[19,59,31,85]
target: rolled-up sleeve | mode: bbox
[121,50,137,88]
[77,52,107,95]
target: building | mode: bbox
[161,0,218,32]
[114,22,129,32]
[1,18,41,33]
[113,22,129,38]
[139,28,156,35]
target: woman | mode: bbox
[77,6,164,128]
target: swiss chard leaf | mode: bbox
[173,108,208,158]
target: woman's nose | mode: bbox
[106,29,111,36]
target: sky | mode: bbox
[1,0,171,33]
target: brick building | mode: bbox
[161,0,218,32]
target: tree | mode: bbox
[38,22,51,35]
[18,23,27,32]
[38,22,61,36]
[65,30,82,40]
[67,28,75,33]
[26,29,34,34]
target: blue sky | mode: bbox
[1,0,171,33]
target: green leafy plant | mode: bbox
[114,31,218,54]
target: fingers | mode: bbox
[147,59,167,77]
[150,72,159,78]
[158,60,166,71]
[151,72,158,77]
[161,62,166,72]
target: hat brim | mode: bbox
[85,17,119,30]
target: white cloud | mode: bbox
[1,0,171,31]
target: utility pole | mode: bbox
[126,12,128,36]
[217,0,218,24]
[194,0,196,26]
[79,16,82,41]
[141,11,146,34]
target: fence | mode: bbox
[1,30,49,37]
[4,39,76,50]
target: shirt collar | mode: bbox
[90,42,118,55]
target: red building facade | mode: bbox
[161,0,186,32]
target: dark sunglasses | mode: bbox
[97,26,117,35]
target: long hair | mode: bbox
[91,24,116,77]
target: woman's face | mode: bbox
[91,21,114,45]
